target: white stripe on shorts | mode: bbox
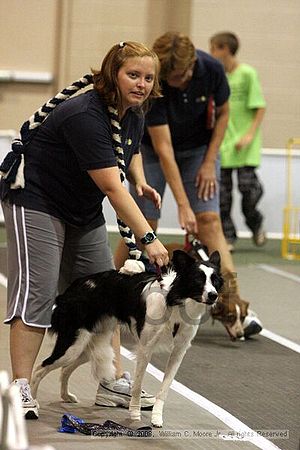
[20,205,31,323]
[5,205,44,327]
[7,204,24,321]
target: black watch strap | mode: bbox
[140,231,157,245]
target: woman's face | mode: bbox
[117,56,155,114]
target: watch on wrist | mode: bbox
[140,231,157,245]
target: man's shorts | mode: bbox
[130,144,221,220]
[2,202,114,327]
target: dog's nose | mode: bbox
[207,292,218,304]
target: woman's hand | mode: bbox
[195,160,216,201]
[178,204,198,234]
[135,183,161,209]
[144,239,169,266]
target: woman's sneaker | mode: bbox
[95,371,155,410]
[13,378,39,419]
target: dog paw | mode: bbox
[61,392,78,403]
[129,408,141,421]
[151,398,164,427]
[151,415,163,428]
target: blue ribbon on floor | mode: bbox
[59,414,152,438]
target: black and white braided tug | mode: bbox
[108,106,142,261]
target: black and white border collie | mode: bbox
[31,250,223,427]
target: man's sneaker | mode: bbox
[13,378,39,419]
[95,371,155,410]
[243,313,263,339]
[253,228,267,247]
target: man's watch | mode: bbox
[140,231,157,245]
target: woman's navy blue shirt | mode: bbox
[7,89,143,229]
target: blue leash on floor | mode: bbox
[59,414,152,437]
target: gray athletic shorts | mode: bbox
[130,144,221,220]
[2,202,114,327]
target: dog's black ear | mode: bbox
[172,249,195,271]
[209,250,221,269]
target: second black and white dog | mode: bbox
[31,249,223,427]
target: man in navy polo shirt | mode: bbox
[115,31,263,339]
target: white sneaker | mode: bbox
[95,371,155,410]
[243,312,263,339]
[13,378,39,419]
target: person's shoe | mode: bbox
[243,312,263,339]
[13,378,39,419]
[95,371,155,410]
[253,227,267,247]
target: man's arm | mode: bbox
[206,101,230,163]
[148,124,197,233]
[127,152,147,186]
[195,101,229,200]
[236,107,266,150]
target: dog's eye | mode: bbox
[211,273,223,290]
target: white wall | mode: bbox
[1,137,299,238]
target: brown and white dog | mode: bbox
[164,237,249,340]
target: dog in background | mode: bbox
[164,238,249,340]
[31,249,223,427]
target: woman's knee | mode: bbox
[196,212,223,236]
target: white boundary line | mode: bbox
[255,264,300,353]
[260,329,300,354]
[121,346,282,450]
[257,264,300,284]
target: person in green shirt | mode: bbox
[210,32,266,251]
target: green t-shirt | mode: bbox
[220,63,266,168]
